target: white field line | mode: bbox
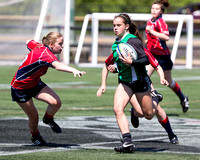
[1,75,200,90]
[1,135,200,156]
[1,117,200,156]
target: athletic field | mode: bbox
[0,66,200,160]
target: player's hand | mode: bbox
[146,25,152,34]
[160,79,169,86]
[107,65,116,73]
[73,70,86,77]
[119,52,132,66]
[97,86,106,97]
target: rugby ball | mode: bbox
[116,43,138,60]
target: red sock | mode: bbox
[44,111,53,119]
[159,116,174,135]
[30,129,40,136]
[159,116,168,125]
[171,82,185,102]
[171,82,180,92]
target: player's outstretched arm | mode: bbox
[52,61,86,77]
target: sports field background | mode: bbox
[0,66,200,159]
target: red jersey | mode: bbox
[146,15,170,56]
[11,40,58,90]
[105,47,159,68]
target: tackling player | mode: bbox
[11,32,86,146]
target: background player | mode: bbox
[11,32,86,146]
[129,48,179,144]
[145,0,189,113]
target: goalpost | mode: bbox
[74,13,193,69]
[34,0,72,65]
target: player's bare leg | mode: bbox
[17,99,47,146]
[35,86,62,133]
[113,84,134,153]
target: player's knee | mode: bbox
[144,112,154,120]
[51,98,62,109]
[56,99,62,109]
[113,105,123,116]
[136,112,144,118]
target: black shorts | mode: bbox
[153,54,173,71]
[11,81,47,103]
[119,76,151,93]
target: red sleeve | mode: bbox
[105,53,114,66]
[40,50,58,65]
[27,40,43,51]
[156,18,169,36]
[144,47,159,68]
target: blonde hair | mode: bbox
[42,32,63,46]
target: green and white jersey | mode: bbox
[112,33,148,82]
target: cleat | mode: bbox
[130,108,139,128]
[114,141,135,153]
[169,134,179,144]
[181,96,189,113]
[43,116,62,133]
[156,92,163,102]
[151,90,163,103]
[31,134,47,146]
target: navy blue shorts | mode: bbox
[119,76,151,93]
[11,81,47,103]
[153,54,173,71]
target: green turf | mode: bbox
[1,150,200,160]
[0,66,200,159]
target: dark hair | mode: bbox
[153,0,169,13]
[114,13,143,42]
[42,32,63,46]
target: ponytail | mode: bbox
[115,13,143,42]
[42,32,63,46]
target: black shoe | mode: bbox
[43,116,62,133]
[151,90,163,104]
[181,96,189,113]
[114,141,135,153]
[31,134,47,146]
[130,107,139,128]
[169,134,179,144]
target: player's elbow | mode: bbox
[165,36,169,41]
[163,35,169,41]
[26,39,32,45]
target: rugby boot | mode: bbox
[31,134,47,146]
[169,134,179,144]
[43,116,62,133]
[181,96,189,113]
[130,107,139,128]
[114,141,135,153]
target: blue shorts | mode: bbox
[153,54,173,71]
[11,81,47,103]
[119,76,151,93]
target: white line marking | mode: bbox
[1,75,200,89]
[1,116,200,156]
